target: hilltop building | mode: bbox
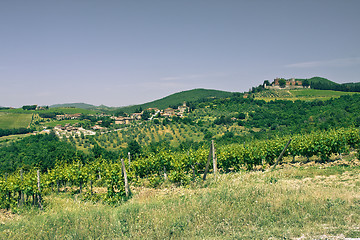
[266,78,309,90]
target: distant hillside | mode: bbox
[50,103,97,109]
[119,88,234,113]
[300,77,360,92]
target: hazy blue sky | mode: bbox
[1,0,359,107]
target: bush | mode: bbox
[168,171,190,186]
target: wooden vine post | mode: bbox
[37,170,43,210]
[163,166,168,180]
[212,140,217,178]
[5,173,10,210]
[78,164,82,194]
[188,151,196,180]
[56,179,60,194]
[121,159,130,197]
[90,179,93,196]
[203,140,217,180]
[128,152,131,169]
[272,138,292,169]
[19,169,24,206]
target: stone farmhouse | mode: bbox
[265,78,309,90]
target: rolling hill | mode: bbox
[118,88,234,113]
[50,103,97,109]
[296,77,360,92]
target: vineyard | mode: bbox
[1,127,359,210]
[253,89,356,101]
[70,121,246,152]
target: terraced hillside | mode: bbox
[254,88,357,101]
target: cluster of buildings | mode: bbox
[112,102,189,125]
[49,103,190,132]
[56,113,82,120]
[53,124,96,137]
[265,78,310,90]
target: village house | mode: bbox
[132,112,143,120]
[115,117,134,125]
[161,107,176,117]
[35,106,48,110]
[92,125,104,130]
[177,102,189,117]
[56,115,65,120]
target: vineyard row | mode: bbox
[1,128,359,209]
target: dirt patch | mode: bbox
[0,209,20,225]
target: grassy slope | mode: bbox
[0,112,32,129]
[119,88,234,113]
[1,165,359,239]
[291,89,356,98]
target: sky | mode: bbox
[1,0,360,107]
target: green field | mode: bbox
[0,112,32,129]
[290,89,357,98]
[42,119,88,128]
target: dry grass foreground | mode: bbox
[0,164,360,239]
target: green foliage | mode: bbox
[302,79,310,87]
[22,105,37,110]
[214,115,233,125]
[141,110,151,120]
[237,112,246,119]
[126,140,141,156]
[306,76,360,92]
[1,127,359,210]
[0,133,81,173]
[0,128,34,137]
[278,79,286,88]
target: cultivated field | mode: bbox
[255,89,357,101]
[0,113,32,129]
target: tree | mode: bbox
[127,140,141,156]
[115,110,127,117]
[22,105,37,110]
[302,79,310,88]
[237,112,246,119]
[141,110,151,120]
[263,80,270,87]
[278,79,286,88]
[134,107,143,113]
